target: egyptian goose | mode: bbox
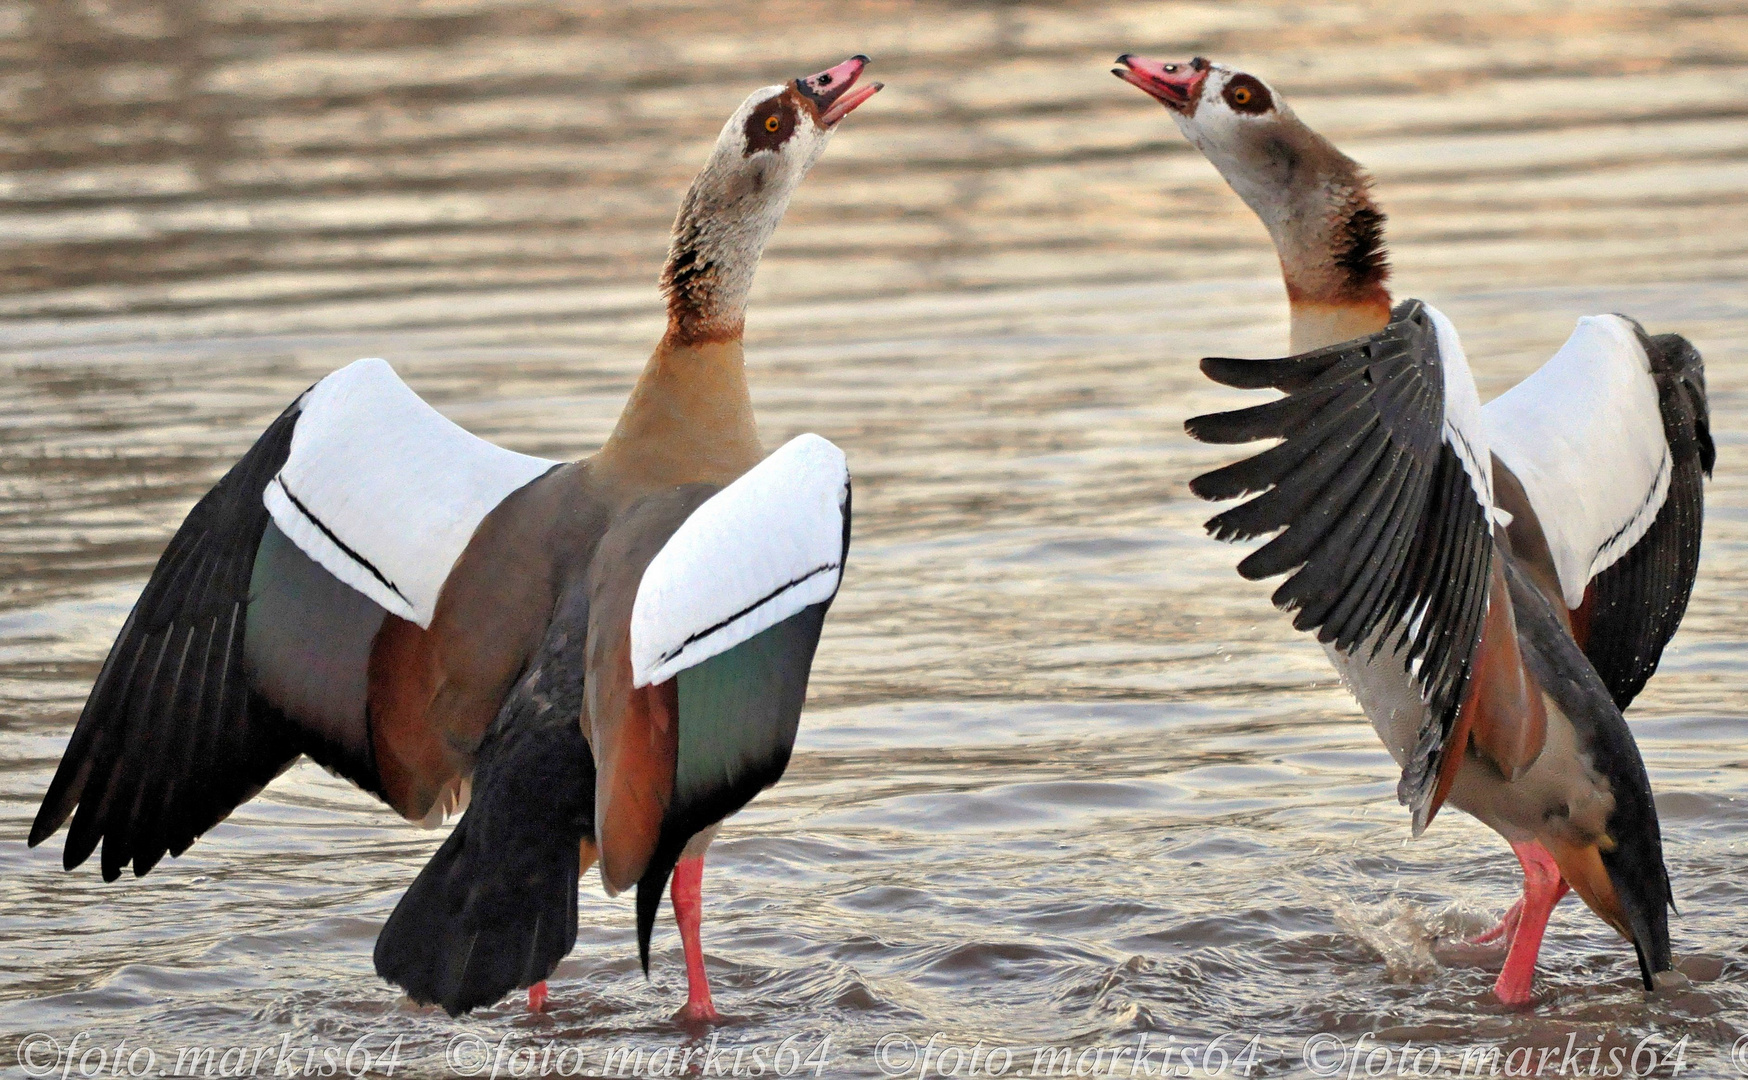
[1115,55,1712,1004]
[28,56,882,1021]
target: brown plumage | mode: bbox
[1119,53,1685,1004]
[31,56,880,1021]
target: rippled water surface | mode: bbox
[2,0,1747,1075]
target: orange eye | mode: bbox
[765,115,781,132]
[1231,86,1251,105]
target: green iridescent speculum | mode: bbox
[674,605,826,815]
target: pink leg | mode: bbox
[671,855,721,1024]
[1469,896,1524,946]
[527,980,549,1013]
[1493,841,1571,1006]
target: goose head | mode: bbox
[1113,55,1391,351]
[1113,57,1307,221]
[663,56,882,345]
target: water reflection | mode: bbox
[1,0,1746,1074]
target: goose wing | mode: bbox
[30,359,558,880]
[575,435,849,965]
[1485,317,1713,709]
[1187,300,1527,831]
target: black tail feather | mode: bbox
[374,806,581,1016]
[374,584,596,1015]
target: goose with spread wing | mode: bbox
[1115,55,1711,1004]
[30,56,883,1021]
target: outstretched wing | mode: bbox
[1486,317,1713,709]
[264,358,558,626]
[634,436,848,965]
[629,433,849,688]
[567,434,849,966]
[30,359,558,880]
[1186,300,1518,832]
[30,406,308,881]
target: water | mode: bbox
[1,0,1746,1075]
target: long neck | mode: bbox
[598,338,763,488]
[1231,138,1393,352]
[659,169,794,348]
[661,219,757,346]
[1280,186,1392,352]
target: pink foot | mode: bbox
[527,980,549,1013]
[1470,897,1524,946]
[1493,841,1571,1006]
[674,998,723,1024]
[670,854,721,1025]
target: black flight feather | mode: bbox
[1577,323,1712,710]
[1186,300,1495,832]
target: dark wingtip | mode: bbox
[1602,835,1675,992]
[1410,791,1439,837]
[1624,900,1673,993]
[1183,408,1262,445]
[63,807,102,871]
[634,849,683,978]
[1198,321,1391,392]
[636,877,658,977]
[1635,327,1715,476]
[1620,854,1673,994]
[1633,943,1656,992]
[27,793,67,848]
[1187,471,1232,501]
[1200,355,1276,390]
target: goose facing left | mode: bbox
[1114,54,1711,1005]
[28,56,883,1021]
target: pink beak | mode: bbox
[1113,54,1208,112]
[796,55,884,126]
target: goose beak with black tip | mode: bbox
[795,54,883,127]
[1112,54,1209,112]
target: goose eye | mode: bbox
[743,97,796,155]
[1221,75,1273,114]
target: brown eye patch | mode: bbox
[743,97,797,155]
[1222,74,1273,115]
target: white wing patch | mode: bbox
[1484,315,1669,608]
[1422,304,1500,523]
[631,434,849,688]
[263,358,557,626]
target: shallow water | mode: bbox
[1,0,1747,1076]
